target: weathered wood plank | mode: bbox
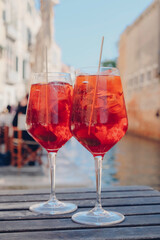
[1,205,160,220]
[0,185,154,196]
[0,226,160,240]
[0,196,160,210]
[0,190,159,203]
[0,214,160,233]
[0,187,159,239]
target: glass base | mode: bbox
[72,208,125,226]
[29,199,77,215]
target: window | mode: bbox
[130,78,133,86]
[23,60,26,79]
[27,28,32,48]
[16,56,18,72]
[140,74,144,83]
[147,71,151,81]
[0,46,3,58]
[134,77,138,84]
[154,67,158,78]
[2,11,6,21]
[27,2,32,14]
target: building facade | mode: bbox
[118,0,160,140]
[31,0,62,73]
[0,0,41,111]
[0,0,62,112]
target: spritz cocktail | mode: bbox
[70,67,128,225]
[26,73,77,215]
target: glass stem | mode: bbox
[48,152,57,201]
[94,156,103,209]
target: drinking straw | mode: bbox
[98,36,104,73]
[45,46,48,83]
[88,36,104,135]
[45,46,49,125]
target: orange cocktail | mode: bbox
[26,82,73,152]
[71,74,128,157]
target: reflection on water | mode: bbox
[65,134,160,190]
[112,134,160,190]
[102,146,118,186]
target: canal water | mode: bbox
[59,134,160,190]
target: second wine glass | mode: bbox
[26,72,77,215]
[70,67,128,225]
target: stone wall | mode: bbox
[118,0,160,140]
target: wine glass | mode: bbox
[70,67,128,225]
[26,72,77,215]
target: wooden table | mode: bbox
[0,186,160,239]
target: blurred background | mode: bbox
[0,0,159,191]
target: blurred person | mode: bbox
[12,94,40,164]
[7,105,11,113]
[12,94,29,127]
